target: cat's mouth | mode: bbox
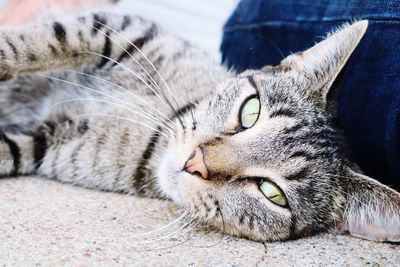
[157,152,186,203]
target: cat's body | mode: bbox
[0,13,227,196]
[0,12,399,242]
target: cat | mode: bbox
[0,12,399,242]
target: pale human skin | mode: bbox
[0,0,116,26]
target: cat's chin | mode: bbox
[157,151,186,204]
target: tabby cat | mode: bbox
[0,12,399,242]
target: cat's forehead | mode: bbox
[215,70,299,106]
[215,75,257,98]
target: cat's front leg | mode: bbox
[0,129,39,178]
[0,12,156,80]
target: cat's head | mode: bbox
[158,21,400,242]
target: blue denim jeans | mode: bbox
[221,0,400,189]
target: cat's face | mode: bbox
[158,21,400,242]
[159,70,344,241]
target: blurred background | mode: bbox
[116,0,237,60]
[0,0,238,60]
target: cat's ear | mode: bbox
[280,20,368,105]
[337,168,400,242]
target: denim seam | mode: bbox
[384,77,400,176]
[224,18,400,32]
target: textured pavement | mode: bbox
[0,177,399,266]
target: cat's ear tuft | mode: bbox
[337,168,400,242]
[281,20,368,105]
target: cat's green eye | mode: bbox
[260,180,288,207]
[240,96,260,129]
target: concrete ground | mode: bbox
[0,177,399,266]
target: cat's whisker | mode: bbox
[40,73,175,132]
[132,217,199,245]
[65,70,177,128]
[132,224,198,252]
[125,207,192,239]
[132,227,192,246]
[254,33,286,60]
[178,76,196,127]
[41,74,174,133]
[92,20,184,127]
[136,212,223,251]
[130,224,198,248]
[133,208,198,240]
[40,74,148,114]
[184,208,225,249]
[188,94,198,129]
[64,113,169,138]
[53,98,174,132]
[77,50,179,119]
[150,153,161,161]
[89,26,175,116]
[82,25,186,131]
[90,25,167,100]
[164,67,196,128]
[149,151,166,163]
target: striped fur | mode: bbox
[0,13,398,242]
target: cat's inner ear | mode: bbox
[280,20,368,105]
[337,168,400,242]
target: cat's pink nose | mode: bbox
[184,146,209,179]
